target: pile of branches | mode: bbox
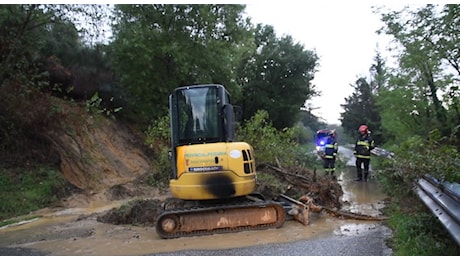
[258,163,388,222]
[257,163,343,210]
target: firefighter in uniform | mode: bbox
[354,125,375,182]
[323,130,338,179]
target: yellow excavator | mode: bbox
[155,84,288,239]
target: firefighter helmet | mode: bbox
[358,125,368,134]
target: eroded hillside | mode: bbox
[46,103,153,192]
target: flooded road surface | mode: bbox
[0,148,390,256]
[339,168,386,217]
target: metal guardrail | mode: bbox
[414,175,460,245]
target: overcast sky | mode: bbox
[243,2,404,125]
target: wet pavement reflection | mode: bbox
[338,167,386,217]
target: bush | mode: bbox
[376,129,460,255]
[236,110,301,167]
[385,203,460,255]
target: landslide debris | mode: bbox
[96,164,344,227]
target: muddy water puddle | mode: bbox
[0,166,388,256]
[1,213,365,255]
[338,167,387,217]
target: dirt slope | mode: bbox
[47,99,154,193]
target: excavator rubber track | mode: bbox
[156,195,287,239]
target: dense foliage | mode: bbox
[341,4,460,181]
[237,24,319,130]
[237,110,303,166]
[0,3,323,169]
[109,5,255,128]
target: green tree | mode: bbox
[372,5,460,254]
[0,4,111,165]
[340,77,382,144]
[0,4,54,85]
[377,4,459,137]
[340,50,389,145]
[108,4,254,128]
[368,51,387,144]
[0,4,108,85]
[237,24,319,130]
[237,110,299,166]
[300,104,327,134]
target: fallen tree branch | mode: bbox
[261,163,311,183]
[321,207,388,221]
[281,194,388,222]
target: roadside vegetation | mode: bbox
[373,131,460,255]
[0,166,71,221]
[1,4,459,255]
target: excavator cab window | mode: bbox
[170,84,236,147]
[177,87,220,144]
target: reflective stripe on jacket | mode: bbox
[354,134,374,159]
[324,137,338,159]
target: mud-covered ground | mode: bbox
[96,165,343,228]
[0,164,392,256]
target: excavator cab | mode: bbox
[168,84,256,200]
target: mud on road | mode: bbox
[0,203,389,256]
[0,165,391,256]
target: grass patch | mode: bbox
[0,215,42,228]
[0,165,70,221]
[384,199,460,255]
[377,168,460,255]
